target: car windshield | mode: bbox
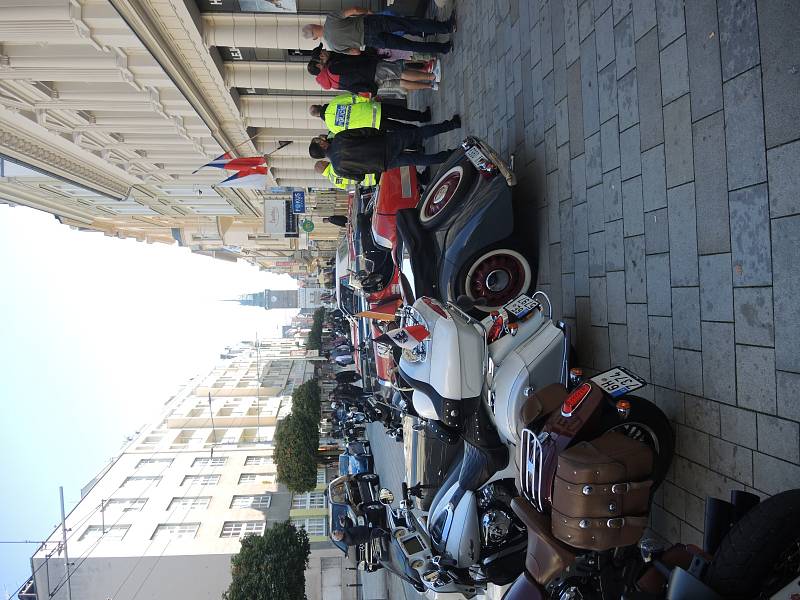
[328,477,349,504]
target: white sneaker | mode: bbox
[432,59,442,83]
[431,82,439,91]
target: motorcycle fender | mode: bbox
[492,322,566,447]
[447,491,481,568]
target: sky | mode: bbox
[0,202,297,597]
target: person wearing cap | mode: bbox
[315,160,377,191]
[310,94,431,136]
[302,8,456,55]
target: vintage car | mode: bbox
[327,473,385,529]
[338,443,374,476]
[395,136,536,315]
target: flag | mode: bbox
[193,153,266,174]
[374,324,430,349]
[216,166,269,189]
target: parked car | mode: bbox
[395,136,535,315]
[338,442,374,476]
[328,473,385,529]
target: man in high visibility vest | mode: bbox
[309,94,431,136]
[315,160,377,190]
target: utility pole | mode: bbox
[59,486,73,600]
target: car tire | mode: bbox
[418,162,476,229]
[456,241,534,313]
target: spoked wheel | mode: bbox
[461,246,533,312]
[419,164,475,228]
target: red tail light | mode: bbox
[561,382,592,417]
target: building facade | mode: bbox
[23,340,354,600]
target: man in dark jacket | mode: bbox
[308,115,461,180]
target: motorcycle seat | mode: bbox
[511,497,576,586]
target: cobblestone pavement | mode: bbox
[405,0,800,547]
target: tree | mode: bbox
[306,308,326,350]
[291,379,321,422]
[274,413,319,492]
[223,521,311,600]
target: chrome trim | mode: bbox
[520,428,544,512]
[532,290,553,320]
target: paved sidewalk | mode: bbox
[411,0,800,546]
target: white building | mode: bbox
[22,341,354,600]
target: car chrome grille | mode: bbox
[520,428,544,512]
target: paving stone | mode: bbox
[606,270,627,323]
[566,67,584,158]
[575,251,590,295]
[592,325,612,370]
[736,345,777,414]
[600,117,620,173]
[645,207,669,254]
[571,154,587,207]
[562,273,577,317]
[533,102,545,145]
[619,124,642,180]
[585,131,603,186]
[543,73,556,133]
[692,112,731,255]
[652,500,682,542]
[773,215,800,373]
[552,0,566,51]
[604,219,625,272]
[617,69,640,130]
[627,302,650,356]
[655,0,685,49]
[558,144,572,200]
[554,47,568,103]
[608,322,629,364]
[560,200,575,272]
[663,480,687,518]
[777,371,800,422]
[699,253,735,326]
[576,295,593,362]
[681,522,704,548]
[612,0,631,22]
[595,6,616,70]
[598,63,619,123]
[675,455,745,501]
[663,94,694,187]
[686,394,721,436]
[733,287,774,347]
[635,29,665,151]
[630,357,654,400]
[718,0,760,81]
[724,68,767,190]
[632,0,657,40]
[531,17,542,64]
[754,452,800,496]
[540,1,554,73]
[758,0,800,147]
[556,99,570,148]
[649,316,676,388]
[589,230,606,276]
[660,35,690,105]
[671,287,702,351]
[702,321,736,404]
[720,403,757,448]
[590,276,609,325]
[565,0,581,65]
[729,183,772,287]
[710,437,753,485]
[641,144,667,212]
[573,200,589,254]
[684,0,723,121]
[580,32,601,137]
[587,183,605,233]
[677,423,710,465]
[646,253,672,316]
[622,175,645,237]
[624,235,648,303]
[613,13,636,78]
[550,242,564,317]
[674,349,704,396]
[603,168,623,221]
[757,413,800,464]
[548,178,561,243]
[578,0,595,41]
[767,141,800,218]
[666,182,699,286]
[532,61,544,104]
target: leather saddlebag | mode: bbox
[551,431,654,550]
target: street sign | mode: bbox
[301,219,315,232]
[291,190,305,213]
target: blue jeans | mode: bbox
[364,15,452,54]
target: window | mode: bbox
[181,474,220,486]
[238,473,270,484]
[79,525,130,541]
[220,521,266,538]
[151,523,200,540]
[239,428,258,443]
[104,498,147,512]
[143,436,162,444]
[121,475,161,488]
[136,458,173,468]
[231,495,271,509]
[186,408,204,417]
[168,496,211,510]
[291,517,326,536]
[192,457,227,467]
[317,468,327,485]
[244,456,269,466]
[292,492,326,509]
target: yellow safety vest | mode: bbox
[323,164,376,190]
[324,93,382,136]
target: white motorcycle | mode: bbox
[394,292,571,587]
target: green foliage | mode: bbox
[306,308,326,350]
[291,379,321,422]
[223,521,311,600]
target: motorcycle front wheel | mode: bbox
[705,489,800,600]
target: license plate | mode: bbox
[465,144,490,170]
[591,366,647,398]
[503,294,539,320]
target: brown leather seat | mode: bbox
[511,497,577,586]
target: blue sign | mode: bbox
[291,190,305,213]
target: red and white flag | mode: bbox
[374,324,430,349]
[193,153,267,174]
[216,166,269,189]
